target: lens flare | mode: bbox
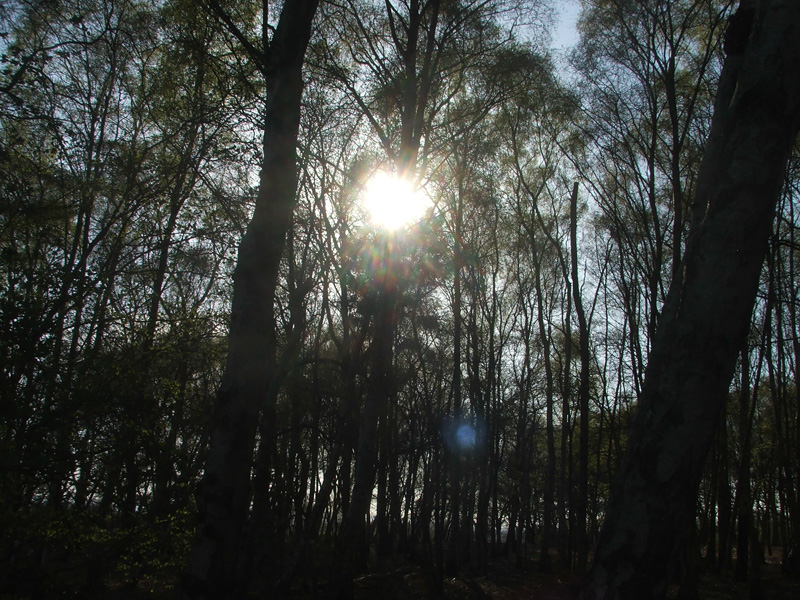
[455,423,477,449]
[443,416,485,456]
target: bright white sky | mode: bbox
[551,0,581,50]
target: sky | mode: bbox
[551,0,581,51]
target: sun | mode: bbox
[362,171,429,230]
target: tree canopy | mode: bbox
[1,1,800,599]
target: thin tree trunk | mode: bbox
[447,183,464,575]
[717,407,733,572]
[570,181,592,573]
[734,296,770,585]
[559,286,573,570]
[531,217,556,573]
[735,346,753,582]
[334,247,396,598]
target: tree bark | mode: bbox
[580,1,800,598]
[534,231,557,573]
[570,181,592,573]
[181,2,319,598]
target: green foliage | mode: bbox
[1,0,799,594]
[0,505,194,598]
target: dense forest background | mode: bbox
[1,0,799,598]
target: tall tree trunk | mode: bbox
[581,2,800,597]
[529,214,556,573]
[569,181,592,573]
[734,295,770,585]
[334,243,397,598]
[447,183,464,575]
[559,286,573,570]
[475,261,499,569]
[181,2,319,598]
[784,192,800,575]
[716,406,733,572]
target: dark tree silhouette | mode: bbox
[581,1,800,598]
[181,1,320,598]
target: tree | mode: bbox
[569,181,593,573]
[311,0,554,587]
[180,1,320,598]
[581,1,800,597]
[573,0,730,398]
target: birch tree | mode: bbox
[581,1,800,597]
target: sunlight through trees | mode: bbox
[1,1,800,599]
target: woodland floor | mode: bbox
[342,549,800,600]
[4,548,800,599]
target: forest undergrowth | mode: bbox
[317,549,800,600]
[4,533,800,600]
